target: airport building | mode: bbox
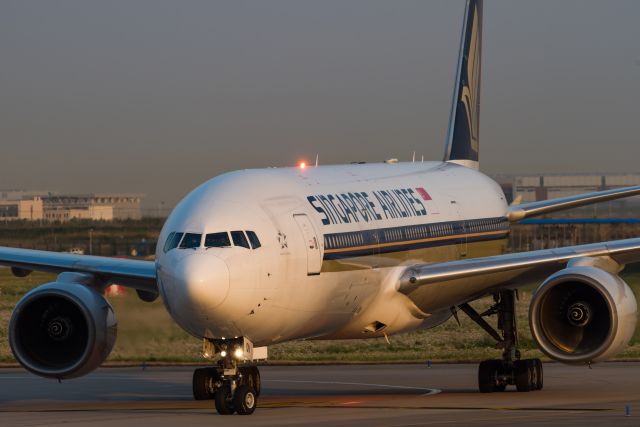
[0,191,143,221]
[0,190,49,201]
[42,194,143,221]
[495,173,640,217]
[512,174,640,202]
[0,197,44,221]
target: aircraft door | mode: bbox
[293,214,322,275]
[450,200,468,258]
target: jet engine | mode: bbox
[529,266,637,364]
[9,282,117,379]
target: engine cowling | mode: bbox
[529,266,637,364]
[9,282,117,379]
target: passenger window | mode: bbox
[179,233,202,249]
[205,232,231,248]
[164,232,183,253]
[231,231,250,249]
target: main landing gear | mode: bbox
[192,338,262,415]
[457,289,543,393]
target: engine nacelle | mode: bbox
[9,282,117,379]
[529,266,637,364]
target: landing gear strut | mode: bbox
[458,289,543,393]
[191,337,262,415]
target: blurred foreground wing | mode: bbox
[0,246,156,292]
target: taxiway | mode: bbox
[1,363,639,426]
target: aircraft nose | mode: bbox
[174,253,230,312]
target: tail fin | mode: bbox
[443,0,482,169]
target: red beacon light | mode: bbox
[298,161,307,169]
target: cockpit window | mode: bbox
[231,231,250,249]
[163,232,176,253]
[163,232,184,253]
[179,233,202,249]
[246,231,261,249]
[205,232,231,248]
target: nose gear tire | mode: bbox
[233,385,257,415]
[214,385,235,415]
[193,367,218,400]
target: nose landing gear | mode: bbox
[458,290,543,393]
[191,337,264,415]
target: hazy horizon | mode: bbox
[2,0,639,208]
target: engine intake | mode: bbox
[529,266,637,364]
[9,282,117,379]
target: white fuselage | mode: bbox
[155,161,508,346]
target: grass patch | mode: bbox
[1,268,639,363]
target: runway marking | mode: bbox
[0,375,153,380]
[259,403,612,412]
[0,404,613,413]
[268,379,441,396]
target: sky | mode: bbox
[1,0,639,209]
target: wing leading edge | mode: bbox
[0,246,157,292]
[398,238,640,314]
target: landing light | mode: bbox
[298,161,307,169]
[234,348,244,359]
[220,350,227,358]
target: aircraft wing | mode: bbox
[0,246,157,292]
[398,238,640,313]
[506,184,640,222]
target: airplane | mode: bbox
[2,0,639,416]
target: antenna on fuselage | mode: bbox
[315,154,319,168]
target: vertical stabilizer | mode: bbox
[443,0,482,169]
